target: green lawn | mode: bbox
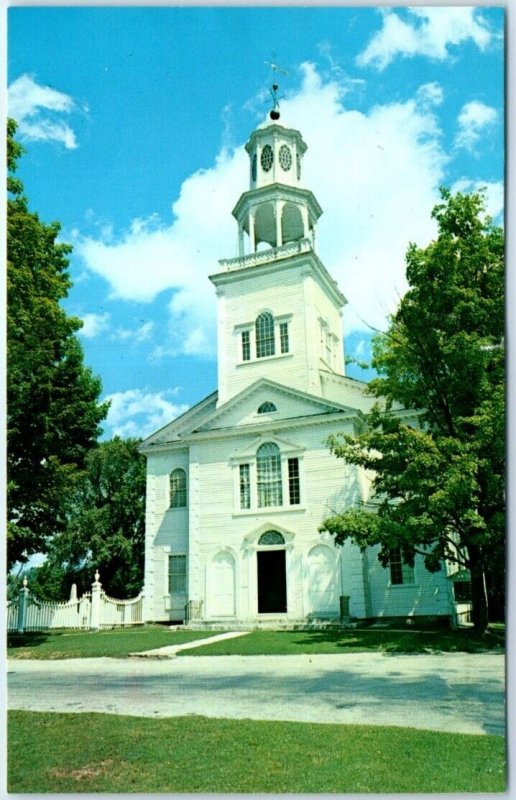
[178,625,505,656]
[7,623,504,659]
[7,625,220,659]
[8,711,505,793]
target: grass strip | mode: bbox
[177,626,505,656]
[7,626,220,659]
[8,711,505,794]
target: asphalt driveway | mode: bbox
[7,651,504,736]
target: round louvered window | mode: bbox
[261,144,273,172]
[279,144,292,171]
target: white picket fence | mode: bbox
[8,571,144,633]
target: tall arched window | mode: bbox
[255,312,275,358]
[170,468,187,508]
[257,442,282,507]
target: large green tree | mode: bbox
[32,437,146,599]
[321,190,504,632]
[7,119,108,568]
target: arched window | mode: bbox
[258,530,285,545]
[258,401,277,414]
[257,442,282,507]
[255,312,275,358]
[170,468,187,508]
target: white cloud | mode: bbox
[357,8,492,71]
[103,388,189,439]
[113,321,154,343]
[73,64,445,344]
[416,82,444,108]
[79,312,110,338]
[454,101,498,153]
[450,179,504,223]
[73,61,498,352]
[8,74,80,149]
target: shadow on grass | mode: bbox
[290,625,505,654]
[7,632,53,651]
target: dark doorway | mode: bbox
[257,550,287,613]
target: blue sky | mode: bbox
[8,5,505,440]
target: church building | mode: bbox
[140,97,462,627]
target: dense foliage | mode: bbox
[31,437,146,599]
[7,118,109,568]
[321,190,504,631]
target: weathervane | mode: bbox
[265,54,289,121]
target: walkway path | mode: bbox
[8,651,504,736]
[130,630,250,657]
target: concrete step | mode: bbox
[180,618,355,632]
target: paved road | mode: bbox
[8,652,505,736]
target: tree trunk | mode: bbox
[469,549,489,633]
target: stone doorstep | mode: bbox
[129,630,250,658]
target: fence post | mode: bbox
[90,570,102,630]
[17,577,29,634]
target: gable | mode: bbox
[194,379,357,434]
[140,391,218,450]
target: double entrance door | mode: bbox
[257,550,287,613]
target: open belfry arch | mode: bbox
[140,72,457,627]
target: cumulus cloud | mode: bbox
[454,101,498,153]
[79,312,111,338]
[8,74,80,149]
[74,62,456,350]
[357,7,492,70]
[103,388,189,439]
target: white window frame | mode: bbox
[234,313,292,365]
[169,468,187,509]
[167,553,188,596]
[388,548,416,587]
[231,437,305,515]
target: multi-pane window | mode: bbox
[170,468,187,508]
[288,458,300,505]
[279,322,289,354]
[258,402,277,414]
[237,444,302,512]
[168,554,187,594]
[242,330,251,361]
[255,312,275,358]
[257,442,282,507]
[389,548,415,585]
[239,464,251,509]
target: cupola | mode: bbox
[233,123,323,255]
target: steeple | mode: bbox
[210,77,346,406]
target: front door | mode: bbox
[257,550,287,613]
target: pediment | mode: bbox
[140,391,218,449]
[194,379,354,434]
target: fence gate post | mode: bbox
[17,578,29,634]
[90,571,102,630]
